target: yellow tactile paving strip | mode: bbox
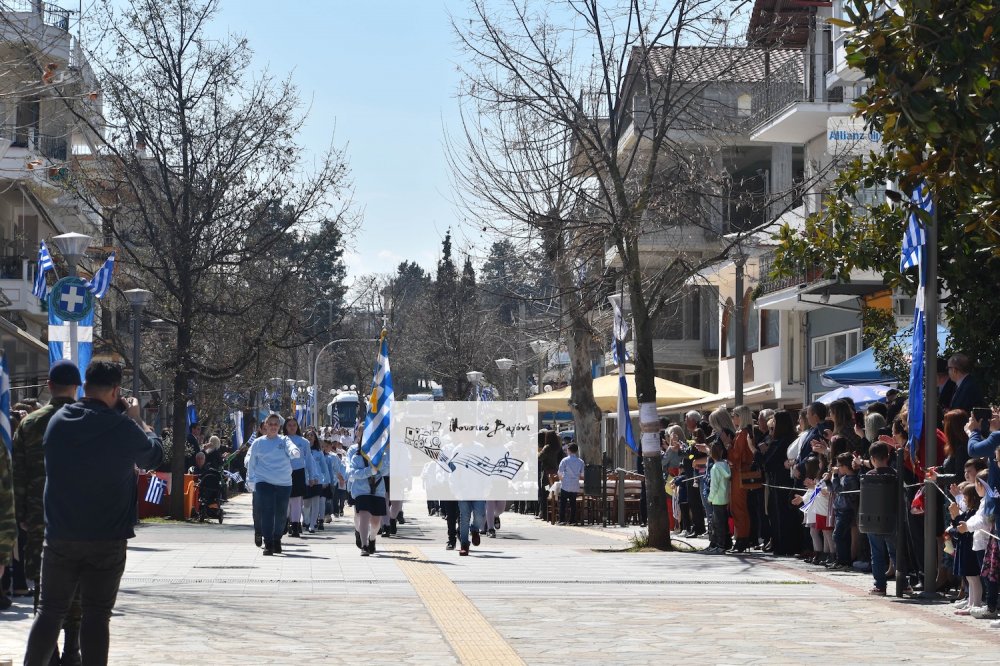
[395,546,526,666]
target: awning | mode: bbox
[0,317,48,354]
[822,324,950,385]
[651,382,777,415]
[754,271,886,312]
[528,373,710,412]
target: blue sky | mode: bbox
[212,0,462,282]
[69,0,465,282]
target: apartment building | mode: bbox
[0,1,103,395]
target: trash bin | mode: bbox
[859,472,897,535]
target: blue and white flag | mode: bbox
[145,474,167,504]
[231,410,244,450]
[186,400,198,430]
[32,241,54,300]
[902,182,931,461]
[900,184,930,272]
[360,332,393,469]
[48,307,93,397]
[0,351,12,452]
[83,251,115,299]
[608,295,638,453]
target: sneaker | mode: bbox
[390,518,398,535]
[361,546,370,557]
[488,528,497,538]
[954,608,972,616]
[273,540,283,554]
[254,533,262,548]
[955,599,970,609]
[307,526,316,534]
[459,547,469,556]
[867,587,886,596]
[263,545,274,556]
[317,522,325,531]
[355,530,362,550]
[494,516,501,530]
[398,512,406,524]
[991,619,1000,629]
[970,606,998,619]
[368,539,376,554]
[446,541,456,551]
[471,531,481,547]
[852,560,871,572]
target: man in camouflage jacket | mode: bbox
[12,361,81,583]
[1,439,15,587]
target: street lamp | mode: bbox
[466,370,484,402]
[124,288,153,402]
[495,358,513,399]
[51,232,92,366]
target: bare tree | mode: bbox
[450,0,815,548]
[66,0,353,518]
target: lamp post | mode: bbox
[495,358,514,399]
[51,232,91,367]
[124,289,153,403]
[466,370,484,402]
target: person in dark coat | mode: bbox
[947,354,984,412]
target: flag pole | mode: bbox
[921,193,938,599]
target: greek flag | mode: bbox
[1,351,12,452]
[83,252,115,299]
[145,474,167,504]
[32,241,54,300]
[608,295,638,453]
[231,410,244,449]
[900,184,930,272]
[360,333,393,468]
[902,182,931,461]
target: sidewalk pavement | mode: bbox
[1,494,997,665]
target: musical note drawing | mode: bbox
[448,452,524,480]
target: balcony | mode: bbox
[748,51,851,144]
[755,251,822,298]
[1,1,71,30]
[0,124,68,162]
[0,256,46,318]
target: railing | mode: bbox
[755,250,823,297]
[1,1,72,31]
[0,124,68,162]
[748,51,844,130]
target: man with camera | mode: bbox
[23,361,163,666]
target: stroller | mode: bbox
[194,468,225,523]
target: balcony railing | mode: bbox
[1,1,72,31]
[0,124,68,162]
[756,251,823,297]
[748,51,844,130]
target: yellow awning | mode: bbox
[528,373,710,412]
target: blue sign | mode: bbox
[48,276,94,322]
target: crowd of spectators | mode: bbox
[661,353,1000,627]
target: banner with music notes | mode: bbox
[390,401,539,501]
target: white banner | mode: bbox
[389,401,538,501]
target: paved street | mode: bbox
[2,494,998,665]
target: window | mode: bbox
[811,329,861,369]
[743,290,759,354]
[761,309,780,348]
[721,298,735,357]
[737,93,752,117]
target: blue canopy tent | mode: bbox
[822,325,950,386]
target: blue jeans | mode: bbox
[833,508,854,564]
[256,482,292,544]
[458,500,486,548]
[867,532,896,591]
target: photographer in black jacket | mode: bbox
[24,361,163,666]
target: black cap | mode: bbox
[49,360,82,387]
